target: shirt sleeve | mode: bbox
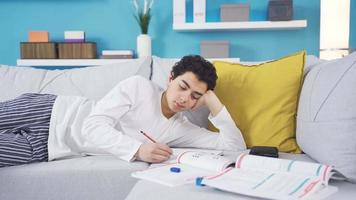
[168,106,246,151]
[81,77,143,162]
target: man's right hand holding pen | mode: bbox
[135,143,172,163]
[134,131,172,163]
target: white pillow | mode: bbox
[40,58,151,100]
[297,52,356,183]
[0,66,47,101]
[0,57,151,101]
[151,56,179,89]
[303,55,325,75]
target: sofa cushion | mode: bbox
[0,66,47,101]
[211,52,305,153]
[297,52,356,183]
[0,155,148,200]
[151,56,179,90]
[0,57,151,101]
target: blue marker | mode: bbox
[170,167,181,173]
[195,177,205,186]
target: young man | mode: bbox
[0,55,246,167]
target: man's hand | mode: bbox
[135,143,172,163]
[193,90,223,117]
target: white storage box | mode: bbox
[200,41,230,58]
[220,4,250,22]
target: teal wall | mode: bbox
[350,0,356,50]
[0,0,320,65]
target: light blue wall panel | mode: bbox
[0,0,320,65]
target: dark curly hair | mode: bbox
[171,55,218,90]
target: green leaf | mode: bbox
[133,8,152,34]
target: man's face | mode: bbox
[165,71,208,113]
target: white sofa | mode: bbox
[0,55,355,200]
[0,58,152,200]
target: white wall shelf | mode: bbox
[173,20,307,31]
[17,59,136,67]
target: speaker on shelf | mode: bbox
[268,0,293,21]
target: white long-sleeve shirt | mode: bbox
[47,76,246,161]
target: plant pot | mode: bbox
[137,34,152,58]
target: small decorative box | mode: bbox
[200,40,230,58]
[28,31,49,42]
[20,42,57,59]
[268,0,293,21]
[57,42,96,59]
[220,4,250,22]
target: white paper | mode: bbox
[132,151,233,187]
[132,163,213,187]
[236,154,333,184]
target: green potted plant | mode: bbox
[132,0,154,57]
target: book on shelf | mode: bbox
[102,50,134,56]
[100,54,133,59]
[193,0,206,23]
[173,0,186,24]
[64,31,85,43]
[64,38,85,43]
[132,151,339,199]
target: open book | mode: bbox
[202,153,337,200]
[132,151,232,187]
[169,148,223,163]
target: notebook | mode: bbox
[202,153,339,200]
[132,150,232,187]
[170,148,223,161]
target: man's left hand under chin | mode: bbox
[192,90,223,117]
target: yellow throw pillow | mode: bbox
[211,51,305,153]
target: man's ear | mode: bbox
[168,72,174,82]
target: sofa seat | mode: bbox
[0,156,148,200]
